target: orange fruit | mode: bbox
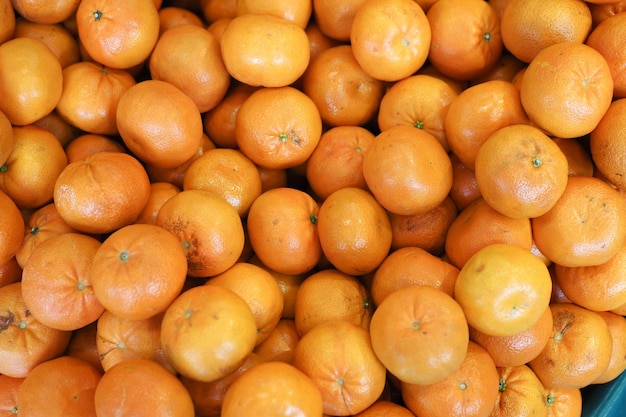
[531,241,553,267]
[16,202,77,268]
[550,269,573,305]
[202,82,258,149]
[13,18,80,69]
[205,262,285,345]
[552,137,594,177]
[302,44,385,127]
[155,189,245,277]
[258,166,289,192]
[469,305,553,368]
[0,374,23,417]
[305,125,375,201]
[246,187,321,275]
[362,125,453,216]
[0,125,68,210]
[75,0,160,69]
[491,364,548,417]
[220,13,310,87]
[17,355,102,417]
[64,134,126,163]
[311,0,367,42]
[181,352,265,417]
[200,0,236,22]
[401,341,499,417]
[0,110,12,167]
[444,198,533,269]
[149,24,231,113]
[317,187,392,276]
[144,133,216,189]
[96,310,173,373]
[611,301,626,316]
[586,12,626,99]
[0,189,26,266]
[20,232,103,331]
[0,257,22,289]
[32,109,82,147]
[0,282,72,378]
[292,320,387,416]
[294,268,372,337]
[377,74,460,152]
[500,0,592,64]
[116,79,204,169]
[417,61,472,93]
[589,0,626,27]
[304,19,341,63]
[56,61,136,135]
[531,175,626,267]
[248,255,309,320]
[0,0,15,44]
[370,246,459,307]
[253,318,300,364]
[350,0,431,82]
[369,284,469,385]
[519,42,613,139]
[236,0,312,29]
[354,400,416,417]
[53,151,151,235]
[445,79,531,170]
[221,361,324,417]
[389,196,458,255]
[235,86,322,170]
[426,0,503,81]
[11,0,80,24]
[470,52,527,85]
[158,6,205,35]
[91,223,188,321]
[590,98,626,189]
[94,358,195,417]
[64,321,104,373]
[183,148,262,218]
[454,243,553,337]
[554,241,626,312]
[449,153,482,211]
[474,124,570,219]
[592,311,626,384]
[0,37,63,126]
[160,284,257,382]
[529,303,613,389]
[134,181,181,226]
[545,387,582,417]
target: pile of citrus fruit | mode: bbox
[1,0,626,415]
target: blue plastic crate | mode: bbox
[582,370,626,417]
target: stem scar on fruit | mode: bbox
[119,250,130,262]
[0,310,15,331]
